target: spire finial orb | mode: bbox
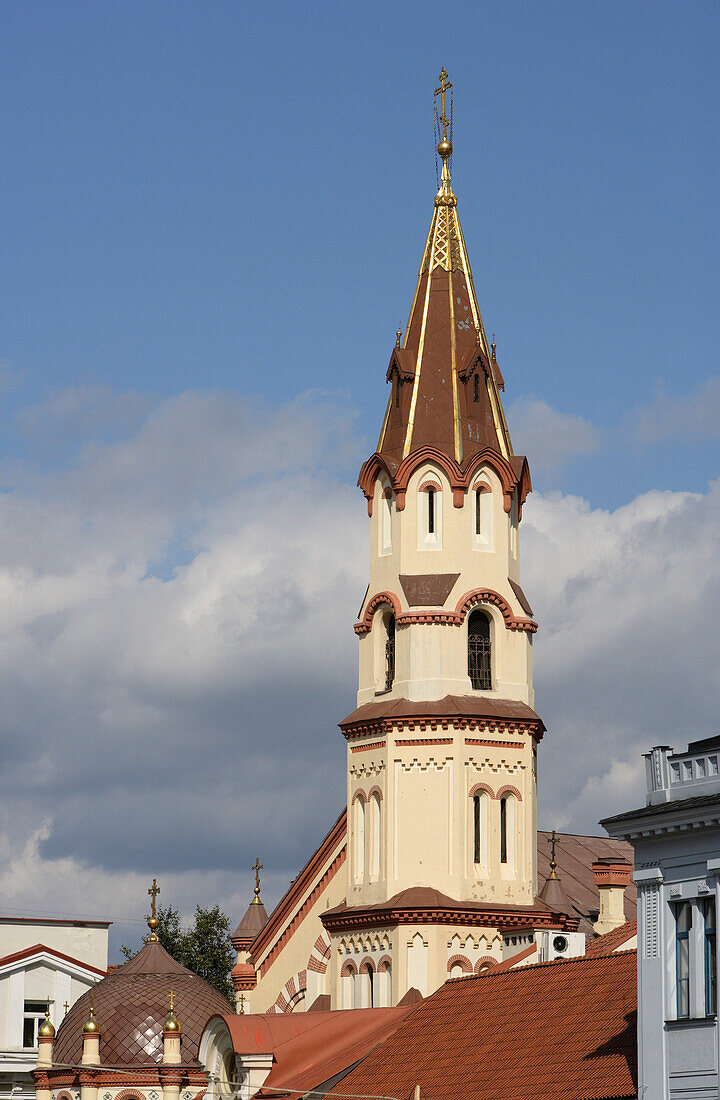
[396,325,402,348]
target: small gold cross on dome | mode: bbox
[63,1001,69,1015]
[169,990,175,1012]
[238,992,246,1014]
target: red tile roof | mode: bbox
[218,1006,412,1095]
[329,950,637,1100]
[585,921,637,958]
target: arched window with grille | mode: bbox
[468,610,491,690]
[384,614,395,691]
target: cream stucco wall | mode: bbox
[0,922,108,973]
[347,727,536,906]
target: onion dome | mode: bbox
[163,992,181,1033]
[38,1010,55,1039]
[82,1005,101,1035]
[53,938,231,1068]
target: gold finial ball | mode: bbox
[437,139,453,160]
[83,1011,101,1035]
[163,1013,181,1034]
[38,1015,55,1039]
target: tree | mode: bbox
[121,903,235,1003]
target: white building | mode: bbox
[0,916,110,1100]
[604,736,720,1100]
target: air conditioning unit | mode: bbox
[537,929,586,962]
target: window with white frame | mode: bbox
[23,1001,49,1048]
[671,896,717,1020]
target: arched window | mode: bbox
[472,482,493,549]
[418,479,442,548]
[384,614,395,691]
[468,610,492,690]
[341,963,356,1010]
[472,791,488,869]
[354,795,365,881]
[381,488,392,554]
[370,792,381,880]
[376,960,392,1007]
[359,961,374,1008]
[500,794,516,871]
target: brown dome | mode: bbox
[53,940,231,1067]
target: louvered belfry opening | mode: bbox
[468,609,491,690]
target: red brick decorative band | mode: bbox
[395,737,453,746]
[350,740,386,753]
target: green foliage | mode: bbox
[120,903,235,1003]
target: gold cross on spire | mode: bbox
[148,878,160,918]
[238,992,246,1014]
[251,857,263,904]
[169,990,175,1012]
[434,67,452,145]
[548,829,559,878]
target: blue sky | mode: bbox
[2,1,718,502]
[0,2,719,948]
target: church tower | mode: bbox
[323,72,549,1007]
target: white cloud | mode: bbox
[0,384,718,954]
[507,397,601,470]
[523,481,720,830]
[634,377,720,444]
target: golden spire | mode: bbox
[434,68,455,207]
[251,858,263,905]
[147,878,160,941]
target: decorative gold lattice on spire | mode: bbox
[251,857,263,905]
[147,878,160,940]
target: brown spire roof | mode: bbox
[377,163,513,474]
[231,898,269,947]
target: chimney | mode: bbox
[592,858,632,936]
